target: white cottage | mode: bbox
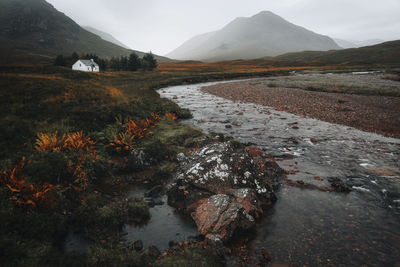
[72,59,100,72]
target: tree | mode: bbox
[83,53,99,62]
[128,52,141,71]
[71,52,79,62]
[110,57,121,71]
[141,52,157,71]
[120,56,128,71]
[97,58,107,72]
[54,55,67,66]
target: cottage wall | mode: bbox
[72,60,100,72]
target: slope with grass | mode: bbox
[0,51,212,266]
[275,40,400,66]
[0,0,170,61]
[83,26,131,50]
[0,50,296,266]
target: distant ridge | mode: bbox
[83,26,131,50]
[167,11,340,62]
[333,38,386,49]
[275,40,400,66]
[0,0,171,61]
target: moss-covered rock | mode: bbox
[127,197,150,222]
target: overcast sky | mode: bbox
[46,0,400,55]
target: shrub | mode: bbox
[97,204,123,228]
[127,197,150,221]
[153,248,224,267]
[0,157,60,210]
[87,247,150,267]
[76,194,123,231]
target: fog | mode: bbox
[46,0,400,55]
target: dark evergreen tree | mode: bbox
[54,55,67,66]
[71,52,79,62]
[97,58,107,72]
[128,52,141,71]
[83,53,99,62]
[120,56,128,71]
[110,57,121,71]
[141,52,157,71]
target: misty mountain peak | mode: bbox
[167,11,340,61]
[253,10,277,17]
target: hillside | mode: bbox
[0,0,170,61]
[275,40,400,66]
[83,26,131,49]
[167,11,340,61]
[333,38,358,49]
[333,38,386,49]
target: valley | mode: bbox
[1,0,400,266]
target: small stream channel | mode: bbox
[157,78,400,266]
[121,186,199,251]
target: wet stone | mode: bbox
[128,150,153,170]
[142,245,161,258]
[167,139,284,242]
[133,240,143,251]
[145,185,163,198]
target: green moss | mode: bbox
[127,197,150,221]
[154,248,224,267]
[150,120,203,147]
[97,204,123,227]
[87,247,151,267]
[229,139,245,150]
[75,193,123,232]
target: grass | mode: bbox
[0,51,295,266]
[154,248,224,267]
[276,40,400,67]
[127,197,150,222]
[2,49,398,266]
[0,53,197,265]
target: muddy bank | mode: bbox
[202,73,400,138]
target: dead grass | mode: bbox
[158,60,327,73]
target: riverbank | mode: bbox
[0,55,297,266]
[202,73,400,138]
[159,80,400,266]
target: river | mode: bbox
[157,78,400,266]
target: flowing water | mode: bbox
[157,79,400,266]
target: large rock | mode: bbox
[167,139,284,242]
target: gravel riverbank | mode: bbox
[202,73,400,138]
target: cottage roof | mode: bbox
[79,59,99,67]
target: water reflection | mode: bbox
[122,187,199,251]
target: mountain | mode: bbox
[0,0,170,61]
[333,38,358,49]
[353,39,385,47]
[275,40,400,66]
[83,26,131,49]
[167,11,340,62]
[333,38,386,49]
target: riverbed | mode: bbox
[157,77,400,266]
